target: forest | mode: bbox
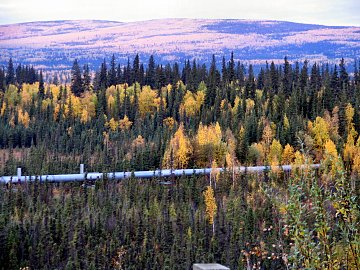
[0,54,359,269]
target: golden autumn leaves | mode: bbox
[105,115,132,132]
[307,103,360,175]
[3,81,360,178]
[203,186,217,226]
[246,121,297,168]
[162,122,227,169]
[162,124,193,169]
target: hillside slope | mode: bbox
[0,19,359,69]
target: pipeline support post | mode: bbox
[80,164,84,174]
[17,167,22,182]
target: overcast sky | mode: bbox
[0,0,359,26]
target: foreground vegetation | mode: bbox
[0,163,359,269]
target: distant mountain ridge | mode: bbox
[0,18,359,70]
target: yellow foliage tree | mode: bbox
[262,123,273,148]
[311,116,330,150]
[163,124,193,169]
[293,150,305,166]
[103,131,110,148]
[0,102,6,116]
[195,91,205,110]
[50,84,60,101]
[5,84,20,107]
[345,103,355,133]
[125,135,145,160]
[232,96,240,115]
[291,150,308,178]
[353,154,360,174]
[81,92,97,120]
[283,114,290,131]
[67,94,82,117]
[324,140,338,157]
[245,98,255,114]
[163,117,175,129]
[132,135,145,149]
[323,139,342,176]
[107,95,115,114]
[282,144,295,165]
[203,186,217,227]
[18,108,30,128]
[197,122,222,146]
[268,139,283,165]
[195,122,225,167]
[80,109,90,123]
[106,117,118,131]
[119,115,132,131]
[23,111,30,128]
[183,91,197,117]
[138,86,158,116]
[182,90,204,117]
[210,160,220,186]
[41,98,52,111]
[53,104,62,121]
[225,128,237,167]
[343,103,358,163]
[9,114,15,128]
[21,87,32,105]
[249,143,265,165]
[343,130,357,163]
[323,107,340,142]
[21,83,38,106]
[352,137,360,174]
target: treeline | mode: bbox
[0,55,360,175]
[0,58,40,87]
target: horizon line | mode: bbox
[0,17,358,28]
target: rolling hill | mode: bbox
[0,18,359,70]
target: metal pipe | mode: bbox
[0,164,320,184]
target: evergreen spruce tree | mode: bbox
[6,58,15,85]
[221,56,228,85]
[133,54,140,84]
[229,52,235,82]
[270,61,278,94]
[0,67,5,91]
[116,63,122,84]
[139,63,145,85]
[15,64,23,85]
[145,55,156,88]
[39,70,45,98]
[125,58,131,85]
[71,59,83,96]
[283,56,292,96]
[245,64,256,99]
[205,55,217,107]
[108,54,117,86]
[99,59,108,89]
[83,64,91,92]
[339,58,349,94]
[172,62,180,84]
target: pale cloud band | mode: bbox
[0,0,359,26]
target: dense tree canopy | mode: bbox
[0,55,359,269]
